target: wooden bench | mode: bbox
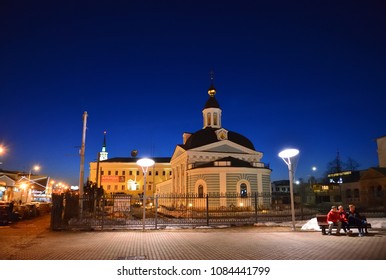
[316,214,371,235]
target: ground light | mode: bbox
[278,148,299,231]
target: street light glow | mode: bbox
[32,165,40,172]
[136,158,155,167]
[278,148,299,159]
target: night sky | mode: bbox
[1,0,385,186]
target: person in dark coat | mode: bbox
[7,200,15,221]
[348,204,367,237]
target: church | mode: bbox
[157,79,272,199]
[89,78,272,204]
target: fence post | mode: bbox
[155,195,158,230]
[254,192,258,224]
[102,194,105,230]
[206,194,209,226]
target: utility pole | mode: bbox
[79,111,88,215]
[96,152,100,187]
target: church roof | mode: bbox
[181,127,255,151]
[203,95,220,109]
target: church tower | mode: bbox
[99,131,108,161]
[202,71,222,129]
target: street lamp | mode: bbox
[26,165,40,203]
[278,148,299,231]
[136,158,155,230]
[0,145,5,165]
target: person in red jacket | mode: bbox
[327,206,342,235]
[338,205,352,235]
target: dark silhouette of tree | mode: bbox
[326,151,344,174]
[345,157,360,171]
[326,152,360,175]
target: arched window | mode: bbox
[207,113,211,126]
[198,185,204,198]
[213,112,218,126]
[240,183,247,197]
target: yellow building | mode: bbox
[88,157,171,198]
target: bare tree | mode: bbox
[345,157,360,171]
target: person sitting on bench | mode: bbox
[338,205,351,234]
[327,206,342,235]
[348,204,367,237]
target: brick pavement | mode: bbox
[1,214,386,260]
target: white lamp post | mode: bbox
[26,165,40,203]
[278,148,299,231]
[136,158,155,230]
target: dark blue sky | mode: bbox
[1,0,386,186]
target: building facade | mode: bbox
[0,170,50,202]
[88,157,172,198]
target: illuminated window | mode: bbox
[213,113,218,125]
[207,113,211,126]
[240,183,247,197]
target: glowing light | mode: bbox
[278,149,299,159]
[136,158,155,167]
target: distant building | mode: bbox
[312,137,386,209]
[88,157,171,198]
[272,180,290,193]
[376,135,386,168]
[271,180,290,208]
[0,170,50,202]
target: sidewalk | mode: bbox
[1,214,386,260]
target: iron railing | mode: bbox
[51,192,320,230]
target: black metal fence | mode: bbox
[51,192,321,230]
